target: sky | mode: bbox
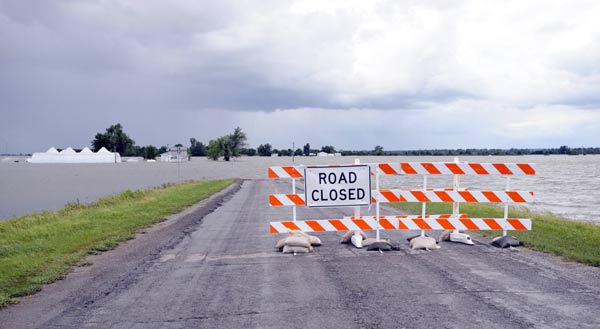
[1,0,600,153]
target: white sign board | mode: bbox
[304,165,371,208]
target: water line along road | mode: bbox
[1,180,599,328]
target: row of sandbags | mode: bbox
[341,230,440,251]
[275,230,322,254]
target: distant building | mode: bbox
[317,152,328,157]
[28,147,121,163]
[160,147,189,162]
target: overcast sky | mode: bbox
[2,0,600,153]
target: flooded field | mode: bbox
[1,155,598,222]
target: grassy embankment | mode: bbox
[391,203,600,267]
[0,179,234,308]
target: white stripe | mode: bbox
[436,164,453,175]
[340,219,360,231]
[295,221,314,232]
[318,220,337,231]
[271,222,288,233]
[460,163,478,175]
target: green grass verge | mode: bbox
[0,179,234,308]
[391,203,600,267]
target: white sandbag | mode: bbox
[307,235,322,246]
[282,245,310,254]
[284,236,311,248]
[288,229,311,239]
[363,238,392,247]
[340,230,368,243]
[410,236,440,250]
[275,237,288,249]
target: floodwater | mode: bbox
[1,155,599,222]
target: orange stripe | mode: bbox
[269,195,284,206]
[493,163,513,175]
[458,191,478,202]
[372,197,377,203]
[380,190,400,202]
[282,222,301,231]
[268,168,279,178]
[437,218,456,230]
[270,224,278,234]
[287,194,305,205]
[469,163,489,175]
[353,219,372,231]
[398,220,409,230]
[422,162,442,174]
[446,163,465,175]
[434,191,454,202]
[305,220,325,232]
[483,218,503,230]
[283,166,303,178]
[482,191,502,203]
[401,163,418,174]
[413,218,432,230]
[517,163,535,175]
[329,220,348,231]
[506,191,526,203]
[411,191,430,202]
[507,219,528,230]
[460,218,479,230]
[379,218,396,230]
[378,163,398,175]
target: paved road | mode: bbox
[1,180,599,328]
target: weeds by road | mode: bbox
[0,179,234,308]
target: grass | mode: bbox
[0,179,234,308]
[391,203,600,267]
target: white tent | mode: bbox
[28,147,121,163]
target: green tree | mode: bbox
[294,148,303,156]
[257,144,272,156]
[91,123,136,155]
[189,138,207,156]
[373,145,384,156]
[144,145,159,159]
[207,137,226,160]
[321,145,336,153]
[303,143,310,156]
[228,127,247,158]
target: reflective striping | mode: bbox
[269,217,399,233]
[269,162,535,178]
[270,190,534,206]
[372,190,534,204]
[267,166,304,178]
[376,162,536,176]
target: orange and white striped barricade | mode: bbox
[268,159,536,246]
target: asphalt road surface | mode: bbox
[1,180,599,328]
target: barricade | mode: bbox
[268,159,535,246]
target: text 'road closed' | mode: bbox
[304,165,371,207]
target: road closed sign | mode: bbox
[304,165,371,208]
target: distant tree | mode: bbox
[321,145,336,153]
[257,144,272,156]
[558,145,570,155]
[158,146,168,154]
[91,123,135,155]
[294,148,303,156]
[241,148,257,156]
[206,127,248,161]
[373,145,384,156]
[189,138,207,156]
[303,143,310,156]
[207,137,226,160]
[144,145,158,159]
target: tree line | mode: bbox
[91,124,600,161]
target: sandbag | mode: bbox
[340,230,368,243]
[307,235,322,246]
[363,238,391,247]
[439,230,452,242]
[282,245,310,254]
[406,234,430,242]
[288,229,311,239]
[284,236,311,248]
[410,236,439,250]
[275,237,287,250]
[491,235,520,248]
[366,241,393,251]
